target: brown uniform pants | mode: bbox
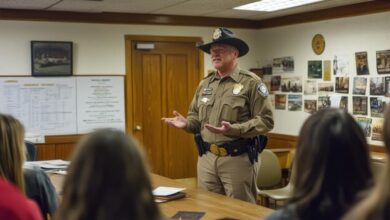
[197,152,259,203]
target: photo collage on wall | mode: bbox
[263,49,390,141]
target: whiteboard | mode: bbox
[0,76,125,136]
[76,76,125,134]
[0,77,77,135]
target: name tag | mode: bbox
[202,87,213,95]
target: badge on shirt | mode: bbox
[257,83,269,97]
[202,87,213,95]
[233,83,243,95]
[201,97,209,103]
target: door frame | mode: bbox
[124,35,204,134]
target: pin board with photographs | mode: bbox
[263,49,390,146]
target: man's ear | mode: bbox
[233,48,239,58]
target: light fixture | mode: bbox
[234,0,323,12]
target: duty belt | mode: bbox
[204,140,250,157]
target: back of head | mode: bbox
[291,109,372,220]
[56,129,161,220]
[0,113,26,192]
[343,107,390,220]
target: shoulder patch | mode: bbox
[256,83,269,97]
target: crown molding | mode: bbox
[0,9,259,29]
[257,0,390,29]
[1,1,390,29]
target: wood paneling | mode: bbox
[267,132,386,153]
[34,131,387,162]
[36,135,81,160]
[36,144,56,160]
[267,133,298,149]
[55,144,76,160]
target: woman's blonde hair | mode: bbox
[55,129,162,220]
[0,113,26,192]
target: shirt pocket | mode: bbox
[220,95,246,122]
[198,96,215,122]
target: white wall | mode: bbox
[255,11,390,145]
[0,21,259,76]
[1,12,390,145]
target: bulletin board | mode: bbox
[0,76,125,136]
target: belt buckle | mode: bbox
[218,147,228,156]
[210,144,228,156]
[210,144,219,155]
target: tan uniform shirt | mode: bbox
[186,66,274,145]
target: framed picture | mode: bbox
[31,41,73,76]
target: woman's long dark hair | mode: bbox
[55,129,161,220]
[343,107,390,220]
[290,109,373,220]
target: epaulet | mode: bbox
[240,69,261,81]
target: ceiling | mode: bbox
[0,0,374,21]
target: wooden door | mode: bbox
[125,36,203,178]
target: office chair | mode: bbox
[257,150,282,188]
[25,141,37,161]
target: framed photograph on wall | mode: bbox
[31,41,73,76]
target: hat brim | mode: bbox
[197,38,249,57]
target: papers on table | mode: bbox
[153,186,186,196]
[25,133,45,144]
[24,160,70,170]
[153,186,186,203]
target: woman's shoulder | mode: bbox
[0,178,43,220]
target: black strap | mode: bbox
[204,139,249,156]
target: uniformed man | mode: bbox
[162,27,274,203]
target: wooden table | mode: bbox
[49,173,274,220]
[371,151,387,163]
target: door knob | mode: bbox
[134,125,142,131]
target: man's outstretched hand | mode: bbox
[162,111,188,129]
[204,121,231,134]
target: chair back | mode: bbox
[25,141,37,161]
[257,149,282,189]
[371,160,386,182]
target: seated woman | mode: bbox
[342,107,390,220]
[266,109,373,220]
[24,166,58,220]
[0,113,57,219]
[55,129,162,220]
